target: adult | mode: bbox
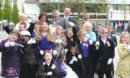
[38,12,51,25]
[78,10,90,27]
[15,13,30,30]
[63,8,76,29]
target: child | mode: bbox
[0,30,20,78]
[77,31,95,78]
[95,28,115,78]
[57,54,79,78]
[65,26,78,49]
[54,26,67,55]
[66,45,83,78]
[19,30,38,78]
[116,31,130,78]
[38,22,55,59]
[36,50,59,78]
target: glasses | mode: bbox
[101,32,108,34]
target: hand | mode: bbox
[89,40,93,45]
[53,50,58,56]
[40,50,44,55]
[47,71,52,76]
[55,39,62,44]
[27,38,36,44]
[69,59,74,64]
[5,41,10,47]
[67,21,75,27]
[72,56,78,62]
[78,54,82,59]
[9,42,16,47]
[107,58,112,65]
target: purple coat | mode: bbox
[0,39,20,77]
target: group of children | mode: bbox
[0,12,130,78]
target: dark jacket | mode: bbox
[36,60,59,78]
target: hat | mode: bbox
[20,30,31,36]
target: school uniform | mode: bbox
[19,39,38,78]
[66,52,83,78]
[77,39,95,78]
[95,38,115,78]
[38,34,54,51]
[38,34,54,60]
[66,27,79,49]
[36,60,59,78]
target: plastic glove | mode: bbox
[69,59,74,64]
[47,71,52,76]
[53,50,58,56]
[107,58,112,65]
[9,42,15,47]
[89,40,93,45]
[51,64,56,69]
[27,38,36,44]
[64,49,68,54]
[78,54,82,59]
[58,39,62,44]
[72,56,78,62]
[40,50,44,55]
[5,41,10,47]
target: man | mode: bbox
[50,10,63,25]
[78,10,90,27]
[63,8,76,29]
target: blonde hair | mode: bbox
[119,31,130,43]
[56,26,64,35]
[77,30,85,37]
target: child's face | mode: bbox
[34,24,40,30]
[79,26,85,31]
[41,23,48,32]
[100,29,108,38]
[67,30,73,38]
[85,25,92,32]
[121,34,129,44]
[78,34,85,42]
[56,27,63,35]
[70,47,77,54]
[19,25,26,32]
[21,35,30,41]
[97,26,102,32]
[9,33,18,41]
[44,52,53,63]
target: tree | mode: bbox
[12,0,19,24]
[0,0,3,20]
[3,0,12,22]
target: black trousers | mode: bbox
[96,63,114,78]
[82,58,94,78]
[19,64,37,78]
